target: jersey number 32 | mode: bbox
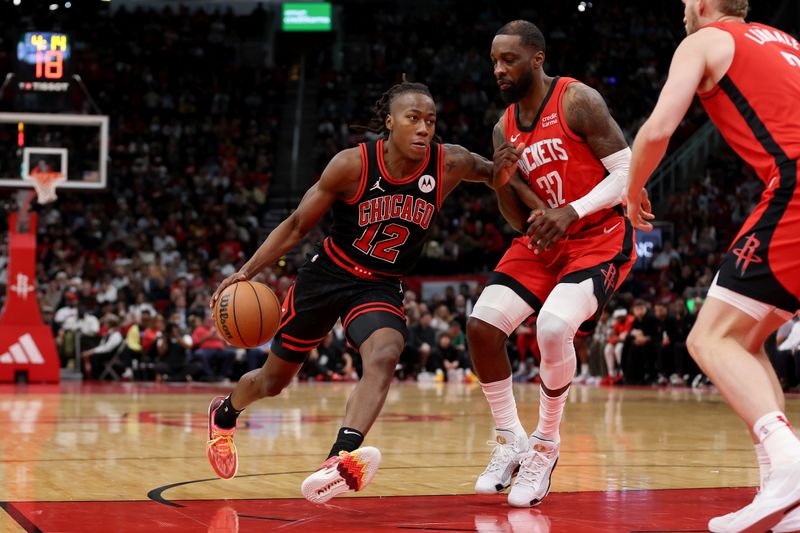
[536,170,566,209]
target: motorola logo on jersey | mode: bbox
[358,194,436,230]
[418,174,435,193]
[517,138,569,175]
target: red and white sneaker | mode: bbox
[206,396,238,480]
[301,446,382,504]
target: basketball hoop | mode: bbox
[29,171,65,205]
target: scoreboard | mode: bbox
[15,32,72,93]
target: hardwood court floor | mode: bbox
[1,380,798,532]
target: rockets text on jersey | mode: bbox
[502,76,613,234]
[326,138,442,275]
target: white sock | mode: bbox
[755,442,770,489]
[604,345,616,376]
[753,411,800,468]
[480,375,526,438]
[534,387,569,442]
[580,363,589,377]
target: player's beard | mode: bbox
[499,69,534,105]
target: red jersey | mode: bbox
[502,76,617,235]
[699,22,800,183]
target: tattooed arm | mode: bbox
[528,83,634,250]
[563,82,629,159]
[491,120,546,233]
[439,143,493,200]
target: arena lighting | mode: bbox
[577,1,593,12]
[65,1,71,7]
[49,3,58,10]
[13,0,21,5]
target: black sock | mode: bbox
[327,427,364,458]
[214,395,244,429]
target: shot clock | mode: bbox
[15,32,72,93]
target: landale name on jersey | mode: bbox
[517,138,569,174]
[745,27,800,50]
[358,194,436,229]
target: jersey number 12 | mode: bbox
[353,223,410,263]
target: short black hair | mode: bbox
[496,20,546,52]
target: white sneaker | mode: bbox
[709,500,800,533]
[475,429,531,494]
[708,460,800,533]
[300,446,381,504]
[573,373,590,385]
[774,506,800,533]
[508,434,559,507]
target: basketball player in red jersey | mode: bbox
[205,81,502,504]
[469,20,638,507]
[626,1,800,531]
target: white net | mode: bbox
[30,172,65,205]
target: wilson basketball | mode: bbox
[214,281,282,349]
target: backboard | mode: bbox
[0,112,108,191]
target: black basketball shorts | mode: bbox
[270,253,407,364]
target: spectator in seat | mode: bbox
[191,314,236,381]
[602,308,633,384]
[154,319,196,382]
[622,300,660,385]
[81,314,124,380]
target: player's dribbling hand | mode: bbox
[209,272,248,308]
[492,142,525,188]
[625,188,655,231]
[526,205,579,252]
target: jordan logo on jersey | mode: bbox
[732,232,763,275]
[418,174,435,193]
[370,176,385,193]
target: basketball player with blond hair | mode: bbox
[627,1,800,531]
[205,81,505,504]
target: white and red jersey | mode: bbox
[502,76,619,235]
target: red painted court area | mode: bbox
[3,488,754,532]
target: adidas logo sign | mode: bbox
[0,334,45,365]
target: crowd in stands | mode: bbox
[0,2,796,388]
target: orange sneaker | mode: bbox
[300,446,382,504]
[206,396,238,479]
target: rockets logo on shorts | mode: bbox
[601,263,618,293]
[732,232,763,275]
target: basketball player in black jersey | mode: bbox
[205,81,503,503]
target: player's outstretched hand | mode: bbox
[209,272,248,308]
[526,205,579,252]
[626,188,655,231]
[492,142,525,188]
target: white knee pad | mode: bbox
[537,280,599,390]
[537,311,577,390]
[470,285,534,337]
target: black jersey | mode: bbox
[325,138,443,277]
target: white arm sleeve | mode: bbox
[568,147,631,219]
